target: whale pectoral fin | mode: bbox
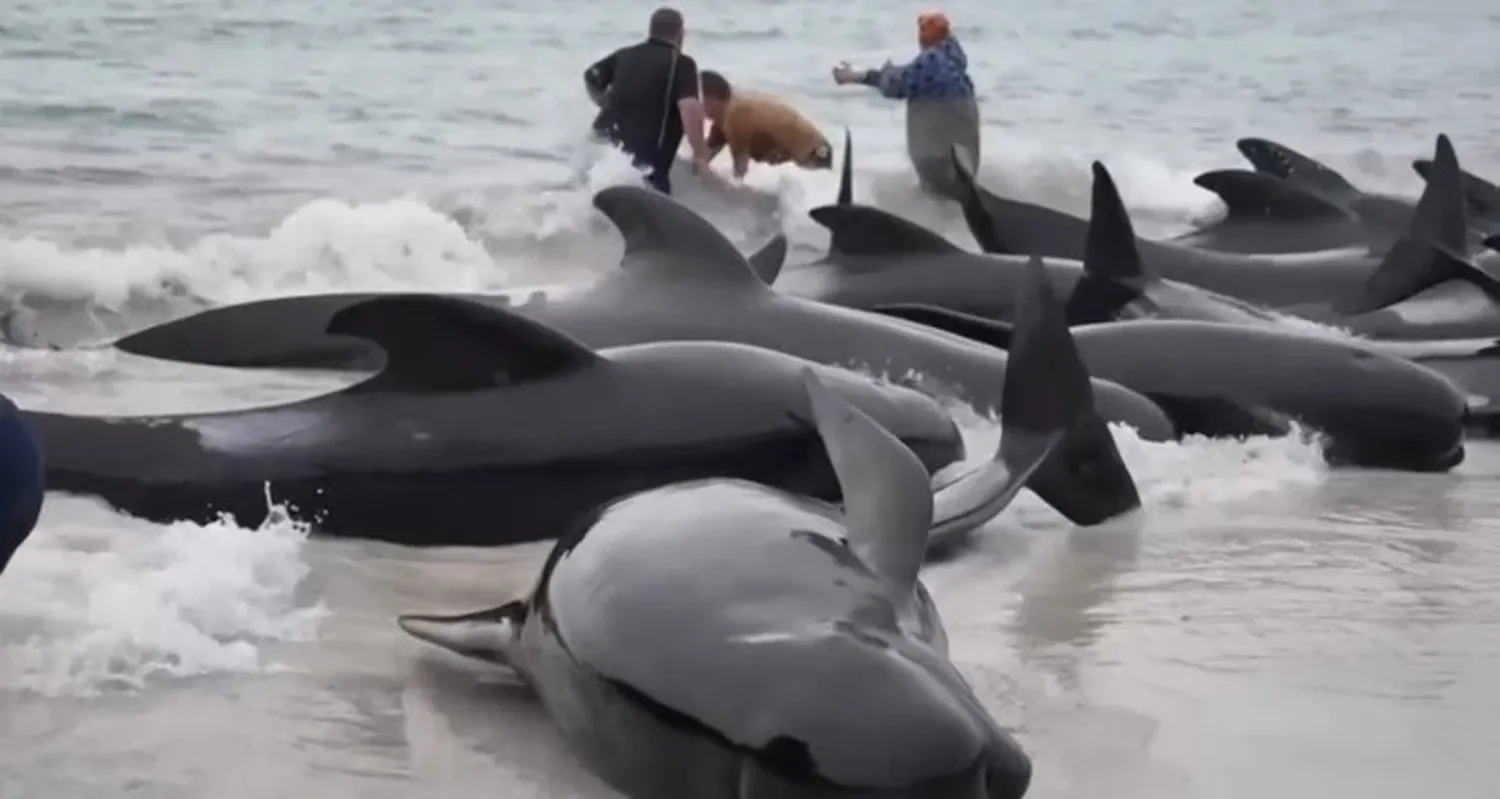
[870,304,1013,349]
[592,185,770,289]
[1191,169,1349,220]
[326,294,603,392]
[802,369,934,595]
[1413,159,1500,240]
[836,128,854,205]
[397,600,529,676]
[807,204,962,263]
[1005,256,1140,527]
[746,234,789,284]
[1235,137,1360,206]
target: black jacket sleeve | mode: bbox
[583,48,621,104]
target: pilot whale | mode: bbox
[26,297,988,546]
[870,269,1468,473]
[0,392,44,578]
[1168,136,1500,256]
[1239,136,1500,250]
[0,233,794,352]
[772,131,1300,330]
[959,134,1500,313]
[394,258,1104,797]
[108,187,1166,523]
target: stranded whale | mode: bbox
[394,256,1112,798]
[25,297,989,546]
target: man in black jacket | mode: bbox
[582,7,712,195]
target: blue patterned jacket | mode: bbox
[861,36,975,101]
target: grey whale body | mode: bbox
[393,258,1109,799]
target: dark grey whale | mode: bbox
[1169,167,1375,255]
[771,147,1470,469]
[0,234,792,353]
[108,185,1154,525]
[1173,136,1500,256]
[27,296,978,546]
[870,287,1468,472]
[1241,136,1500,250]
[961,134,1500,315]
[394,258,1108,797]
[773,131,1295,330]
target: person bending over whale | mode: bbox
[698,70,834,179]
[582,6,712,194]
[831,9,980,201]
[0,392,44,578]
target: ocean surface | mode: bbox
[1,0,1498,797]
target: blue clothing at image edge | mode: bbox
[869,37,976,101]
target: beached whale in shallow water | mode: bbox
[26,297,993,546]
[0,393,44,578]
[1170,136,1500,256]
[395,258,1107,797]
[959,134,1500,318]
[104,185,1155,525]
[772,131,1296,330]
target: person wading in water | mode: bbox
[831,10,980,201]
[583,7,713,195]
[698,70,834,179]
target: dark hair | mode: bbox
[648,7,684,40]
[699,70,732,101]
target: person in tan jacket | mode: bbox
[698,71,833,179]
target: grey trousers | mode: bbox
[905,96,982,202]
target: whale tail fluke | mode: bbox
[924,254,1141,555]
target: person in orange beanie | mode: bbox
[831,10,981,199]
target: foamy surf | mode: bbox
[946,403,1327,531]
[0,137,1291,351]
[0,495,324,698]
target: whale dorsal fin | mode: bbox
[1413,157,1500,238]
[802,368,932,595]
[1236,137,1359,206]
[1059,162,1153,325]
[836,128,853,205]
[746,234,789,284]
[1083,162,1147,284]
[1405,134,1468,255]
[592,186,769,290]
[1192,169,1349,220]
[808,204,962,262]
[326,294,601,392]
